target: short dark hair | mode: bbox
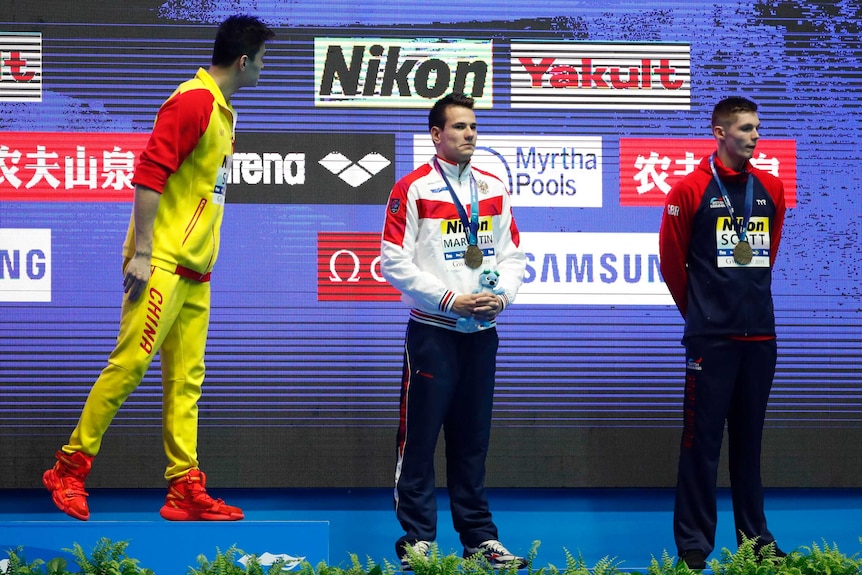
[429,92,475,131]
[211,15,275,67]
[711,96,758,128]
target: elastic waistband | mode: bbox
[175,265,211,283]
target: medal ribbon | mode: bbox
[709,153,753,243]
[434,157,479,248]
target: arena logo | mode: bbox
[319,151,391,188]
[230,133,396,204]
[0,32,42,102]
[228,151,391,191]
[315,38,493,108]
[229,151,305,185]
[0,228,51,302]
[413,135,603,207]
[510,41,690,110]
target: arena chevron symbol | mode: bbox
[318,151,392,187]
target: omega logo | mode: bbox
[328,249,385,283]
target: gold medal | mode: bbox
[733,240,753,265]
[464,244,484,269]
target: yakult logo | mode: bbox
[0,32,42,102]
[510,41,690,110]
[518,57,683,90]
[315,38,493,108]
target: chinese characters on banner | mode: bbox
[0,133,150,201]
[619,138,797,207]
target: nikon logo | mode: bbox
[315,38,493,108]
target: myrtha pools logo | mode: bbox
[413,135,603,208]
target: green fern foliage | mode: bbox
[65,538,153,575]
[545,548,592,575]
[188,545,247,575]
[642,549,694,574]
[6,535,862,575]
[400,543,460,575]
[4,547,48,575]
[778,539,861,575]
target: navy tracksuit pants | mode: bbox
[394,320,499,553]
[674,336,778,556]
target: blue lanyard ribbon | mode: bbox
[709,154,753,242]
[434,157,479,246]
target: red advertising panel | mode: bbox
[619,138,797,208]
[317,232,400,301]
[0,132,149,202]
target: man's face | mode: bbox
[716,110,761,167]
[431,105,477,165]
[241,46,267,87]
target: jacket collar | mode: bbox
[434,155,471,182]
[703,153,749,185]
[195,67,231,111]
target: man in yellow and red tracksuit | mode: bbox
[42,14,274,521]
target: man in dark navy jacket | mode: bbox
[659,96,787,570]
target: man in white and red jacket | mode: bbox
[381,92,527,570]
[659,96,787,570]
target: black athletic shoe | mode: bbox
[755,542,787,563]
[679,549,707,570]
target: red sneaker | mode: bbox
[42,450,94,521]
[159,469,244,521]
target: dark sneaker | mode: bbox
[397,540,431,571]
[679,549,707,570]
[755,542,787,563]
[159,469,244,521]
[42,450,94,521]
[463,540,527,569]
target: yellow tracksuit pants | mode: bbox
[64,265,211,480]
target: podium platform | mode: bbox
[0,520,329,575]
[2,488,861,574]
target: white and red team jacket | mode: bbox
[381,155,527,333]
